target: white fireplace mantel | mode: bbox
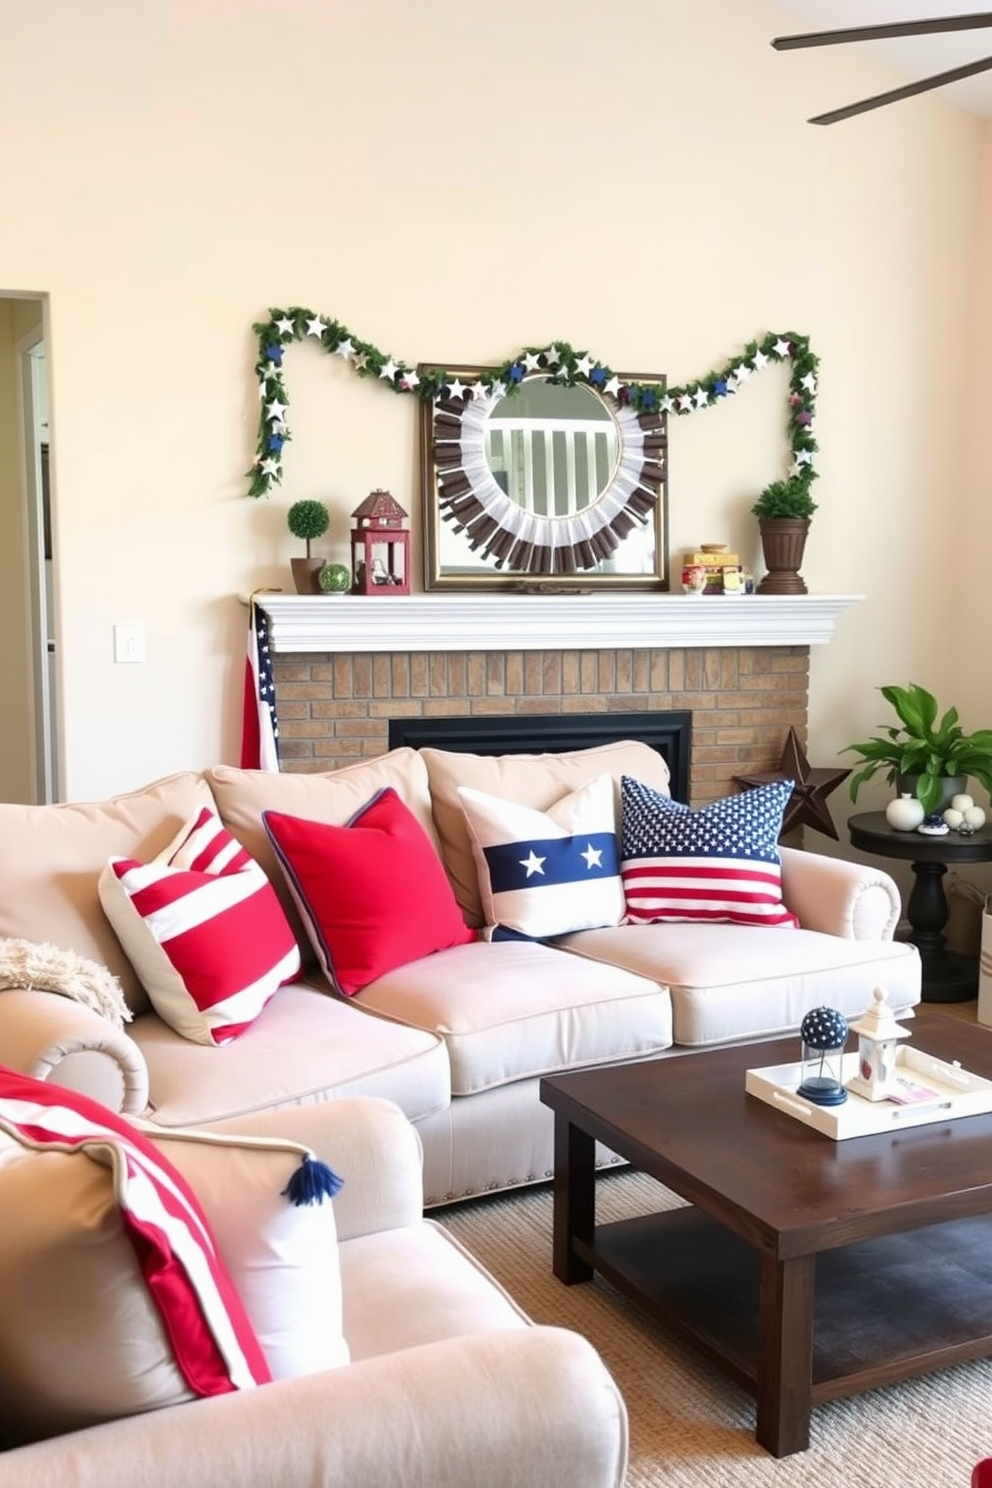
[252,592,862,654]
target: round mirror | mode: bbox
[419,357,668,589]
[485,377,619,517]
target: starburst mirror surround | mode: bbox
[419,355,669,591]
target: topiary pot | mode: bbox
[756,518,809,595]
[290,557,325,595]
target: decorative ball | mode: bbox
[885,794,924,831]
[943,808,964,829]
[799,1006,849,1052]
[964,805,987,829]
[319,562,351,594]
[918,814,950,836]
[951,793,975,813]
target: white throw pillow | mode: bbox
[457,773,625,940]
[0,1068,271,1446]
[0,1068,348,1448]
[145,1123,349,1381]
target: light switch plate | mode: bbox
[113,622,145,664]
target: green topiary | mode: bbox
[842,683,992,813]
[287,499,330,557]
[750,474,818,520]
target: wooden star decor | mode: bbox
[733,727,852,840]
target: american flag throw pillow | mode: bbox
[99,806,301,1045]
[620,775,799,928]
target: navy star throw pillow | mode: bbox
[620,775,799,928]
[458,774,624,941]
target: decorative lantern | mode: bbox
[797,1006,849,1106]
[350,489,410,595]
[846,986,913,1102]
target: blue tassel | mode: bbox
[281,1153,344,1207]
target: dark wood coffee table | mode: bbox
[540,1009,992,1458]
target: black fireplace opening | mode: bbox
[388,711,691,802]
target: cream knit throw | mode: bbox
[0,937,132,1029]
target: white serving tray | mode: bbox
[746,1046,992,1140]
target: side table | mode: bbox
[848,811,992,1003]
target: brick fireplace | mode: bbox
[258,592,858,805]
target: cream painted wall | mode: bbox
[0,0,985,811]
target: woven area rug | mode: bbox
[435,1168,992,1487]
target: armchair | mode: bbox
[0,1096,628,1488]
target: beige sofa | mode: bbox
[0,739,921,1207]
[0,1093,628,1488]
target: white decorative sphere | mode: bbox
[964,806,987,829]
[885,794,925,831]
[943,808,964,829]
[951,793,975,812]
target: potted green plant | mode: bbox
[750,474,818,594]
[842,682,992,815]
[287,499,331,594]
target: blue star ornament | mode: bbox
[799,1006,849,1052]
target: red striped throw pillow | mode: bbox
[0,1066,270,1445]
[620,775,800,928]
[99,806,301,1045]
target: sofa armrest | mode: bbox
[779,846,902,940]
[0,988,148,1114]
[0,1328,628,1488]
[181,1096,424,1240]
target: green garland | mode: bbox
[247,309,819,500]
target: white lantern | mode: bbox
[846,986,913,1102]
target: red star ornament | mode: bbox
[733,727,851,840]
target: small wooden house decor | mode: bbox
[350,489,410,595]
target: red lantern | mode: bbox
[349,489,411,595]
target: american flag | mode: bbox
[240,601,280,772]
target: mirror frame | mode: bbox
[419,352,669,591]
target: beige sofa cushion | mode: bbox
[0,773,218,1016]
[555,923,921,1047]
[341,1222,529,1361]
[131,982,451,1129]
[205,750,438,953]
[355,939,672,1095]
[422,740,671,927]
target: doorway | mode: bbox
[0,293,59,803]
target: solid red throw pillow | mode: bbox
[263,788,475,996]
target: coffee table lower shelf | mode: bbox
[579,1206,992,1444]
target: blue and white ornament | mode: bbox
[798,1006,849,1107]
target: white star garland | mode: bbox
[247,312,820,498]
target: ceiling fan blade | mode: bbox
[773,13,992,50]
[809,52,992,124]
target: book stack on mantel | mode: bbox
[683,549,747,594]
